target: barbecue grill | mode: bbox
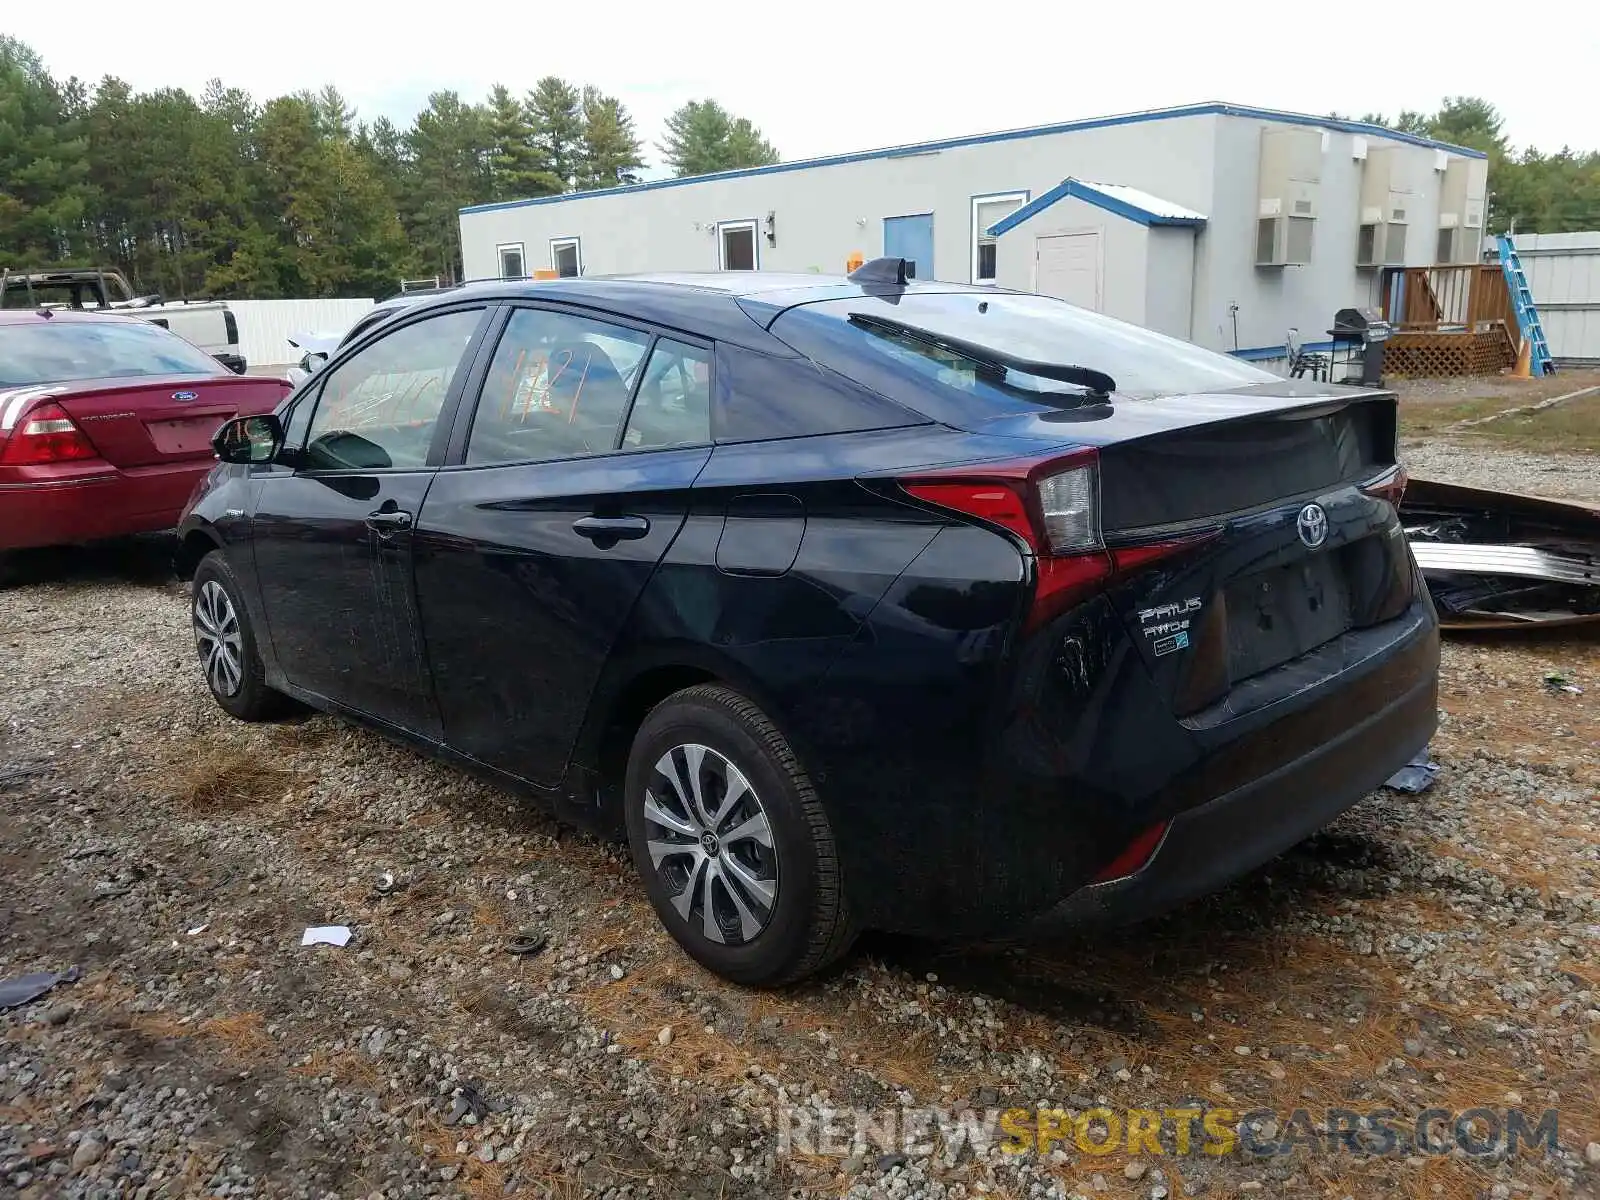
[1328,306,1391,386]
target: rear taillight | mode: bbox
[0,403,98,465]
[1361,464,1408,509]
[901,451,1211,630]
[902,451,1109,630]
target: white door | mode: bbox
[1035,232,1100,310]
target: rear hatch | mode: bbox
[945,389,1413,716]
[765,292,1417,718]
[52,374,290,468]
[1086,392,1413,716]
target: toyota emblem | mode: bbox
[1297,503,1329,549]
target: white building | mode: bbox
[458,102,1488,362]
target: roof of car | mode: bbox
[398,272,998,346]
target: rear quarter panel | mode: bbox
[591,425,1041,926]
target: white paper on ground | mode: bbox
[301,925,352,948]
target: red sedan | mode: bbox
[0,309,290,555]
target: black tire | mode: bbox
[624,684,855,987]
[191,549,287,721]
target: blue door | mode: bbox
[883,214,934,281]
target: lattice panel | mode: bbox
[1384,330,1517,378]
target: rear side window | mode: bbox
[624,338,711,450]
[771,292,1276,420]
[0,318,224,386]
[713,344,924,443]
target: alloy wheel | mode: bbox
[193,580,244,698]
[642,743,779,946]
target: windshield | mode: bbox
[0,318,225,386]
[772,292,1276,414]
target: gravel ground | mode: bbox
[1392,370,1600,408]
[1397,371,1600,500]
[3,449,1599,1200]
[1400,441,1600,503]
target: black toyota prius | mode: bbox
[179,264,1438,986]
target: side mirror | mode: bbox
[213,414,284,465]
[305,351,329,372]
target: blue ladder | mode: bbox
[1496,233,1555,376]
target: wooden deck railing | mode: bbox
[1378,263,1523,376]
[1380,264,1517,335]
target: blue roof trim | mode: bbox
[985,180,1074,236]
[984,179,1205,236]
[459,102,1487,217]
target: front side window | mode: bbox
[467,307,651,465]
[971,192,1026,283]
[302,308,482,471]
[623,339,711,450]
[498,243,526,280]
[551,238,581,278]
[0,317,224,386]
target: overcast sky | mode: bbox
[10,2,1597,169]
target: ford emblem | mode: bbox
[1297,503,1329,549]
[172,390,199,401]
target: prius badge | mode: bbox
[1297,503,1329,549]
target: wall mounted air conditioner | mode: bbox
[1357,147,1418,269]
[1356,223,1381,269]
[1436,157,1489,262]
[1256,127,1322,267]
[1257,214,1317,266]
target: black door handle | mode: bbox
[572,515,650,542]
[366,509,414,532]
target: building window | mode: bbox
[971,192,1026,284]
[718,221,758,271]
[496,243,525,280]
[550,238,582,278]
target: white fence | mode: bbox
[1515,232,1600,366]
[230,298,375,368]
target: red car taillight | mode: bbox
[1094,820,1170,882]
[0,402,98,465]
[902,451,1202,630]
[903,450,1109,629]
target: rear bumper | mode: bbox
[1023,603,1438,933]
[0,461,208,552]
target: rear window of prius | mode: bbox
[0,318,225,387]
[770,292,1276,420]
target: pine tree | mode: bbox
[525,76,583,190]
[0,36,89,265]
[405,90,493,283]
[486,83,561,201]
[576,87,645,190]
[658,100,779,177]
[314,85,356,141]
